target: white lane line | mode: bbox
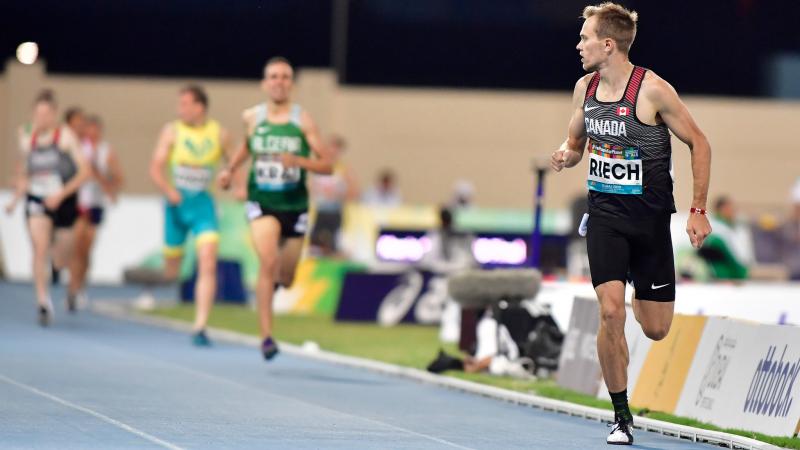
[0,373,184,450]
[59,325,476,450]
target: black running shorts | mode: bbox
[25,194,79,229]
[245,201,308,238]
[586,213,675,302]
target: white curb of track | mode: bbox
[91,301,781,450]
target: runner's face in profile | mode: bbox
[262,62,293,104]
[577,16,606,73]
[32,102,57,132]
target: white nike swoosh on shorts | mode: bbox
[651,283,670,290]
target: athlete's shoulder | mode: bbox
[639,69,679,104]
[17,124,31,153]
[162,121,178,134]
[571,73,595,105]
[58,125,78,147]
[574,73,594,94]
[158,122,178,145]
[242,104,264,123]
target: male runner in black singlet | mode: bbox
[550,3,712,445]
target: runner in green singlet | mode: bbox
[218,57,333,360]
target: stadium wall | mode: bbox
[2,60,799,211]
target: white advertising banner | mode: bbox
[1,191,162,284]
[675,317,800,436]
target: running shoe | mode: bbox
[38,299,54,327]
[192,330,212,347]
[51,264,60,286]
[261,336,279,360]
[607,415,633,445]
[66,294,77,313]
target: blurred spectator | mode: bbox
[427,306,533,379]
[309,134,359,256]
[63,107,86,140]
[751,214,783,264]
[449,180,475,209]
[362,168,401,206]
[782,179,800,280]
[420,207,475,274]
[698,196,754,280]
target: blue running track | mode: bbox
[0,282,715,449]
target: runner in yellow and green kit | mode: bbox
[218,57,333,360]
[149,85,233,347]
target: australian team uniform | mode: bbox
[583,66,676,301]
[25,127,79,228]
[245,103,310,238]
[163,120,222,257]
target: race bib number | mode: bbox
[173,164,213,192]
[587,143,642,195]
[254,155,300,191]
[29,172,63,197]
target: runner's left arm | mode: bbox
[99,146,125,202]
[218,114,252,190]
[51,127,91,205]
[289,110,333,175]
[648,76,712,248]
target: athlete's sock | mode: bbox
[610,389,633,423]
[51,263,60,286]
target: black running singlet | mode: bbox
[583,66,675,218]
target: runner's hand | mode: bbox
[234,185,247,201]
[217,168,232,190]
[551,149,574,172]
[686,213,712,248]
[280,153,299,169]
[166,189,182,205]
[4,199,16,215]
[44,193,63,210]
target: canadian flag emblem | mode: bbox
[617,106,629,116]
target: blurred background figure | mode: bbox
[698,196,754,280]
[420,206,475,274]
[782,179,800,280]
[449,180,475,210]
[309,134,359,256]
[420,206,477,343]
[362,168,401,207]
[63,106,86,141]
[67,115,124,309]
[5,89,89,324]
[149,85,232,346]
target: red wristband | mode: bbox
[690,207,707,215]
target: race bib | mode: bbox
[254,155,300,191]
[587,143,642,195]
[29,172,63,197]
[173,164,213,192]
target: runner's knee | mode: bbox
[642,323,669,341]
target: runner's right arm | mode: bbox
[551,76,591,172]
[100,146,125,203]
[149,123,181,204]
[217,111,253,190]
[5,128,30,214]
